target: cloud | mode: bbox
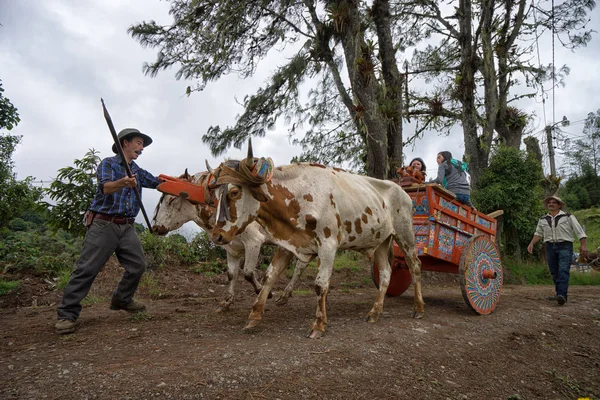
[2,0,598,235]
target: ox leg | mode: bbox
[216,253,243,313]
[396,235,425,319]
[309,254,334,339]
[366,237,393,323]
[276,258,308,306]
[244,248,295,332]
[242,241,272,298]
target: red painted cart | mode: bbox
[372,183,504,315]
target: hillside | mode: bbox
[573,207,600,251]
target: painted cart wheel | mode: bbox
[459,235,503,315]
[371,261,412,297]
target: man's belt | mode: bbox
[94,213,135,225]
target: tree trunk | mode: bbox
[480,0,498,161]
[372,0,404,179]
[458,0,485,188]
[335,0,388,178]
[494,0,527,149]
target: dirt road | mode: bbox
[1,261,599,399]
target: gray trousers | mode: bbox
[57,219,146,321]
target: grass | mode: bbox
[332,251,365,272]
[129,312,153,322]
[504,259,600,285]
[570,270,600,285]
[140,273,162,299]
[57,268,72,290]
[82,295,106,305]
[549,369,599,399]
[0,279,20,295]
[191,261,223,276]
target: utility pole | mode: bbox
[545,125,556,177]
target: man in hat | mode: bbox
[527,195,588,306]
[55,128,162,334]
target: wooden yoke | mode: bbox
[157,174,208,205]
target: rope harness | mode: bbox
[212,157,274,223]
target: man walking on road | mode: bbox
[527,195,588,306]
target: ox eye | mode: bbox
[229,188,241,199]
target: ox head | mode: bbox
[211,139,272,245]
[151,169,216,235]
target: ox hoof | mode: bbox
[307,329,325,339]
[275,296,289,306]
[365,315,379,323]
[214,304,230,313]
[411,311,425,319]
[242,319,261,333]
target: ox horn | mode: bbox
[184,168,190,180]
[179,191,189,199]
[246,137,254,168]
[205,159,214,174]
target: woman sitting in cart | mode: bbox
[408,157,427,176]
[432,151,475,209]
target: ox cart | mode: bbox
[372,182,504,315]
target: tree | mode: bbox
[400,0,595,187]
[129,0,412,178]
[43,149,101,237]
[474,146,545,259]
[564,109,600,176]
[0,79,20,130]
[0,80,43,228]
[559,163,600,210]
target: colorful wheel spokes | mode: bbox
[460,236,503,315]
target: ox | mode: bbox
[211,144,425,338]
[151,170,308,310]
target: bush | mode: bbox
[140,231,227,270]
[0,229,81,276]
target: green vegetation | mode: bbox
[129,312,153,323]
[140,231,227,271]
[81,295,106,305]
[503,259,600,286]
[573,207,600,252]
[474,146,545,260]
[332,251,365,273]
[140,273,162,299]
[0,219,82,276]
[0,279,19,295]
[549,369,598,400]
[42,149,101,237]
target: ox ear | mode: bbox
[184,169,190,180]
[246,137,254,168]
[205,159,214,174]
[249,186,268,202]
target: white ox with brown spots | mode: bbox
[151,170,308,310]
[211,150,424,339]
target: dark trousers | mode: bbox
[57,219,146,321]
[545,241,573,299]
[455,193,475,208]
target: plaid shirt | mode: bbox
[89,155,160,217]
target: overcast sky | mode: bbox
[1,1,598,234]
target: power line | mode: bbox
[532,0,547,128]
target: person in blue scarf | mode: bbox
[432,151,474,208]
